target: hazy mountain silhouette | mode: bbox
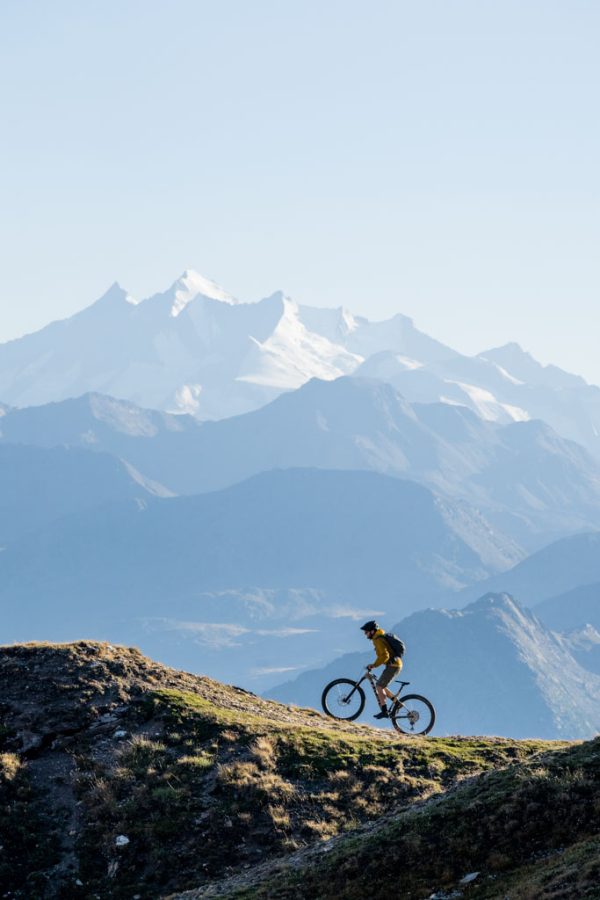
[4,377,600,550]
[454,532,600,616]
[0,442,169,545]
[559,623,600,675]
[535,582,600,633]
[0,469,515,680]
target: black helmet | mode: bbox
[360,620,378,632]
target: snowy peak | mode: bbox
[167,269,237,316]
[480,343,587,390]
[134,270,238,319]
[239,295,362,390]
[296,304,359,343]
[88,271,235,319]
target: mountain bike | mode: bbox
[321,669,435,735]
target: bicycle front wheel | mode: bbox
[391,694,435,736]
[321,678,366,721]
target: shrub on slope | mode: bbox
[200,737,600,899]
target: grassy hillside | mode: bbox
[176,739,600,899]
[0,642,581,899]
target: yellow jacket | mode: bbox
[371,628,402,668]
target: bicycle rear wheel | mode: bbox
[321,678,366,721]
[391,694,435,735]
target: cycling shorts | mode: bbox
[377,659,403,688]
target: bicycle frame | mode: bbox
[344,670,410,705]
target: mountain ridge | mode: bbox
[455,531,600,612]
[0,442,171,546]
[4,375,600,551]
[3,271,600,462]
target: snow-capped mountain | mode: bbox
[0,273,360,419]
[358,343,600,455]
[2,270,600,457]
[296,304,458,364]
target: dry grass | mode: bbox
[217,760,296,800]
[0,641,574,899]
[0,752,21,781]
[213,738,600,900]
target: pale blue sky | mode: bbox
[1,1,599,380]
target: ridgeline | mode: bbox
[0,642,598,899]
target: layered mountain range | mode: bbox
[2,271,600,458]
[0,467,517,688]
[3,376,600,551]
[456,532,600,619]
[1,271,599,734]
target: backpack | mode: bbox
[383,632,405,660]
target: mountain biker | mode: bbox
[360,620,403,720]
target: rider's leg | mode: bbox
[375,684,388,707]
[376,664,402,707]
[373,682,390,718]
[375,685,395,704]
